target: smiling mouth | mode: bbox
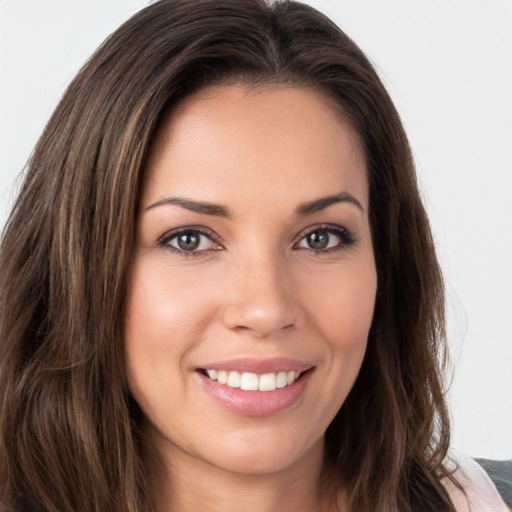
[199,369,310,392]
[197,365,315,416]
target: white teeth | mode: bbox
[287,371,298,385]
[204,369,303,391]
[206,369,217,380]
[276,371,287,388]
[240,372,259,391]
[258,373,276,391]
[226,371,241,388]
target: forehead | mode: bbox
[142,85,368,214]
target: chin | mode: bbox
[194,425,325,476]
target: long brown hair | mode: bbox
[0,1,455,510]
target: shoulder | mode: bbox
[442,451,509,512]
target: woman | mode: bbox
[0,1,507,511]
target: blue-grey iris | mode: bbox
[307,230,329,249]
[177,232,200,251]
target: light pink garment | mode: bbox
[443,451,509,511]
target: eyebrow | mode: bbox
[296,192,364,215]
[145,197,230,217]
[145,191,364,217]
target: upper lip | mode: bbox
[197,357,315,374]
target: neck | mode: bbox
[143,435,341,512]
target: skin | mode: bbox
[125,85,377,512]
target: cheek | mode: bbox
[304,259,377,353]
[123,259,215,400]
[302,256,376,421]
[125,259,213,343]
[288,258,376,443]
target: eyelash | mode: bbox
[294,224,358,254]
[157,226,221,257]
[157,224,357,257]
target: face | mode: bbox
[125,85,377,476]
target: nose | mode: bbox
[222,253,305,338]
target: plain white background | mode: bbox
[0,0,511,459]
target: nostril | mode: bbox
[222,301,303,338]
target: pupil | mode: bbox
[308,230,329,249]
[177,232,200,251]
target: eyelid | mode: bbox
[156,223,357,256]
[157,226,223,254]
[293,223,357,252]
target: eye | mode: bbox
[158,228,221,255]
[295,225,356,252]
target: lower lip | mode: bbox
[197,370,313,416]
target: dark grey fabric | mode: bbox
[476,458,512,509]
